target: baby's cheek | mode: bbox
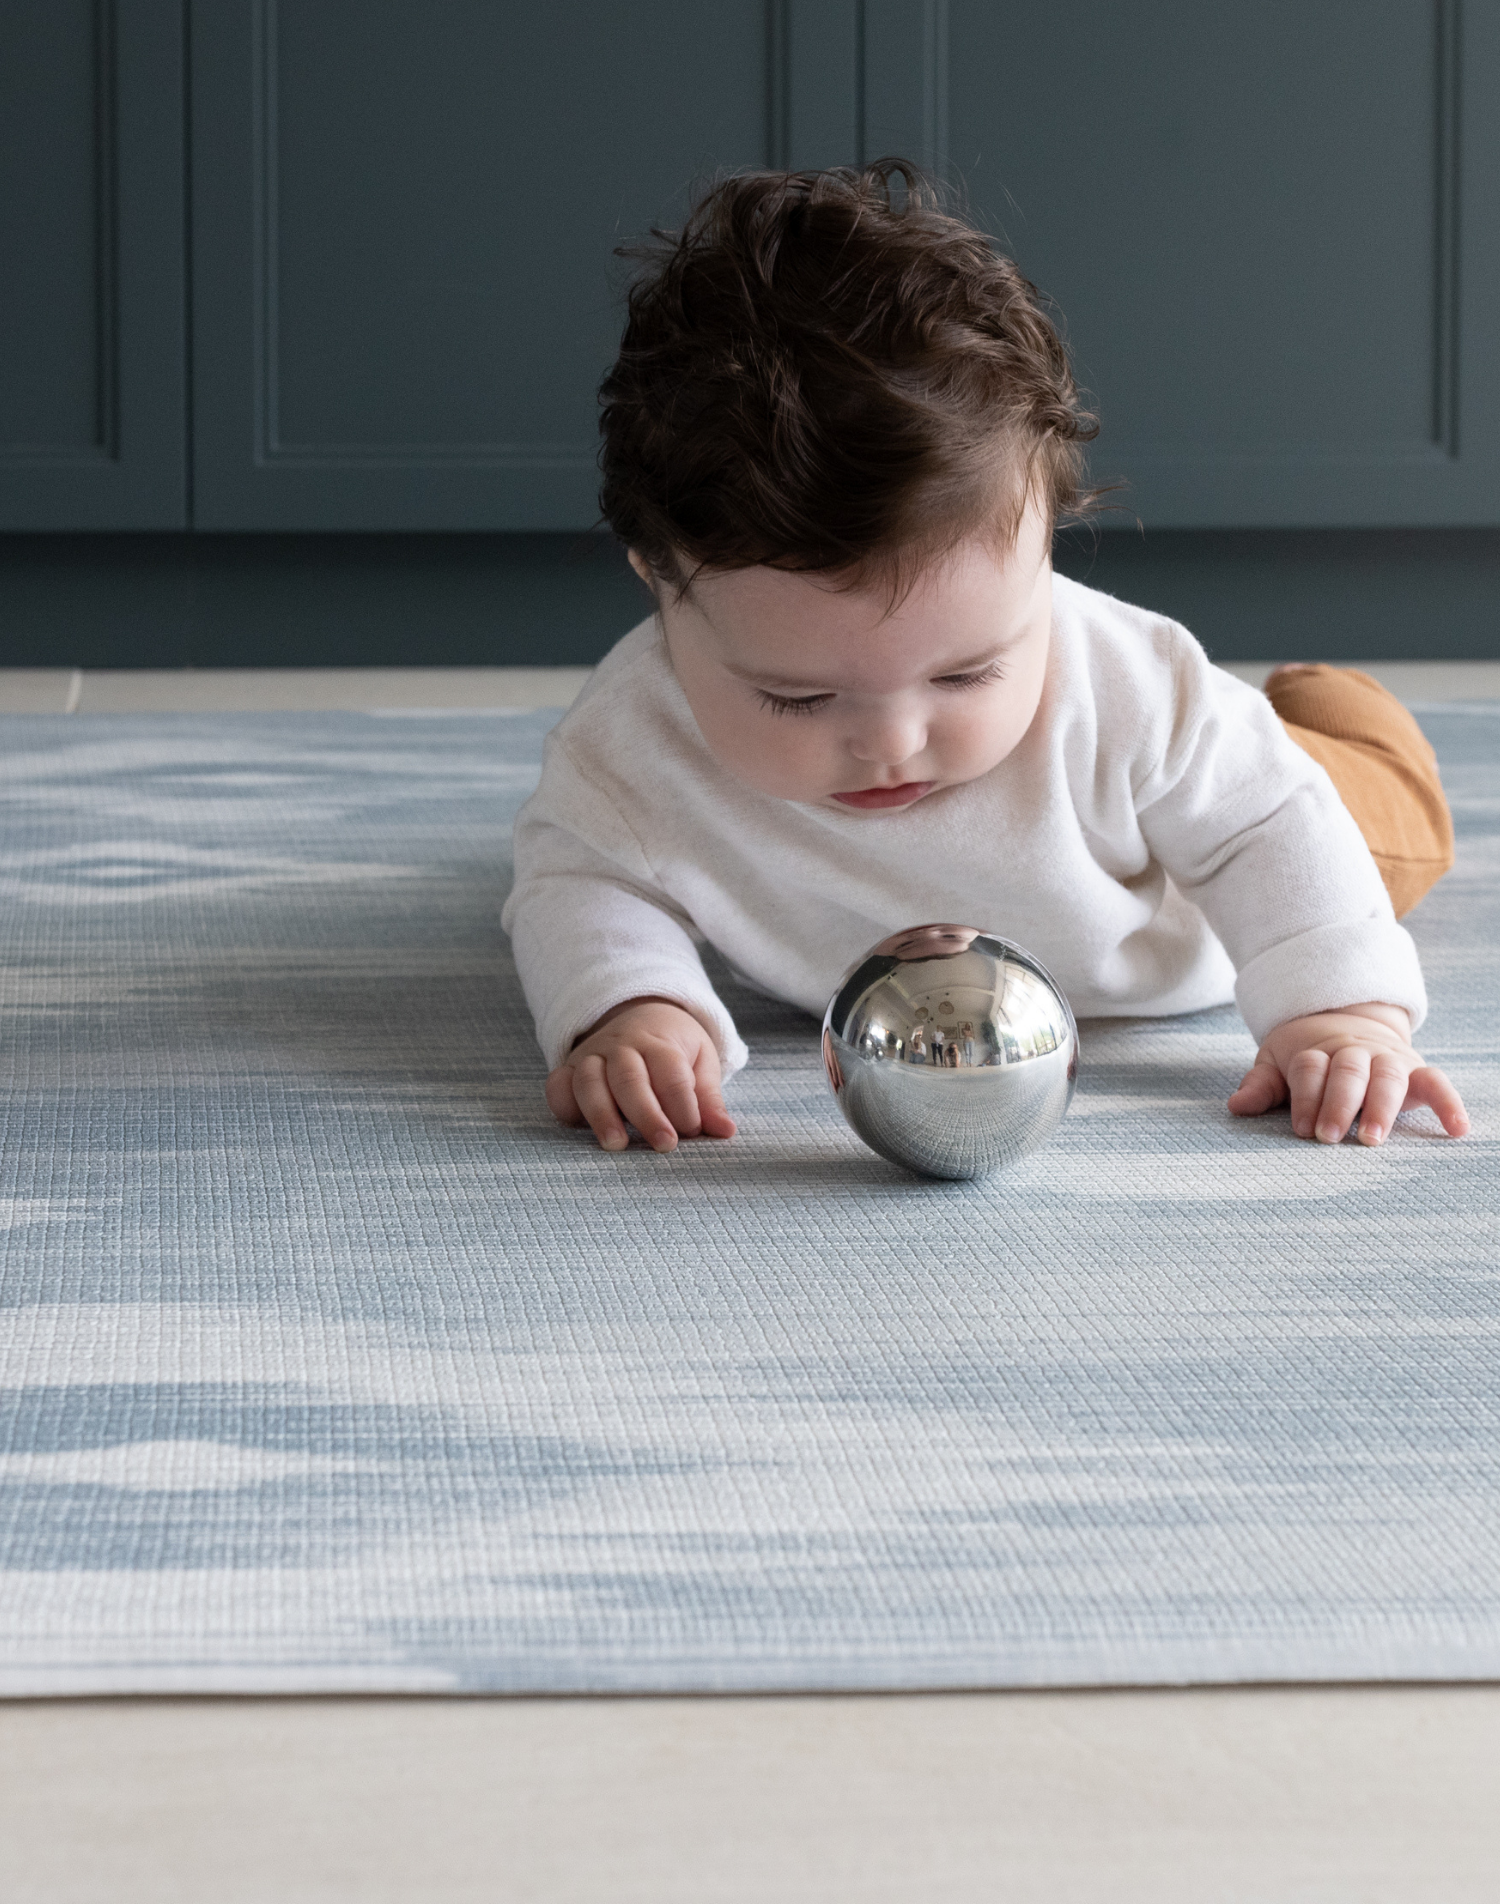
[713,717,824,798]
[976,692,1036,770]
[933,707,1002,779]
[766,725,839,795]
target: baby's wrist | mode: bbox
[1267,999,1413,1047]
[1320,1000,1411,1036]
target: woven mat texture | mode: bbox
[0,705,1495,1694]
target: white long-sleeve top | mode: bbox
[503,574,1426,1078]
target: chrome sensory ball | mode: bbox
[821,924,1078,1180]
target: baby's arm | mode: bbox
[544,997,737,1152]
[1130,637,1466,1143]
[503,732,749,1153]
[1227,1001,1468,1145]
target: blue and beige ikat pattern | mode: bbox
[0,704,1496,1693]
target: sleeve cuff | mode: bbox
[1233,919,1428,1045]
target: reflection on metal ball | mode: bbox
[821,923,1078,1180]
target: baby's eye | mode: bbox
[756,690,834,717]
[934,661,1006,691]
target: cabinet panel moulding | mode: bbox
[248,0,592,472]
[859,0,948,176]
[1119,0,1460,474]
[0,0,120,467]
[1433,0,1462,459]
[246,0,771,475]
[1143,0,1463,473]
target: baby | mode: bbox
[504,164,1469,1156]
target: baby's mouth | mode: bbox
[830,781,935,811]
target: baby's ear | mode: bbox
[627,549,656,589]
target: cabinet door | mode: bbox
[866,0,1500,528]
[0,0,185,530]
[191,1,799,531]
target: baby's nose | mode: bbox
[847,706,926,766]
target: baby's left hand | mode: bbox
[1228,1002,1470,1146]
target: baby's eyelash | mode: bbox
[754,662,1003,715]
[756,690,834,717]
[935,661,1006,691]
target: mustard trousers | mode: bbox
[1267,664,1454,919]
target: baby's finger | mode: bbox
[1314,1047,1372,1144]
[1404,1064,1472,1138]
[1227,1057,1287,1117]
[693,1046,737,1139]
[544,1064,586,1128]
[570,1053,631,1152]
[605,1048,679,1153]
[645,1047,706,1138]
[1286,1047,1331,1140]
[1356,1053,1411,1146]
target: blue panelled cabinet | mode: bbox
[3,2,1499,533]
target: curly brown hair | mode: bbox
[599,161,1098,595]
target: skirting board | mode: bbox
[1,528,1499,669]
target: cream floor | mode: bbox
[2,660,1497,1903]
[3,1686,1499,1904]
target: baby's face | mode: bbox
[641,499,1053,811]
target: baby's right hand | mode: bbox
[544,998,737,1153]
